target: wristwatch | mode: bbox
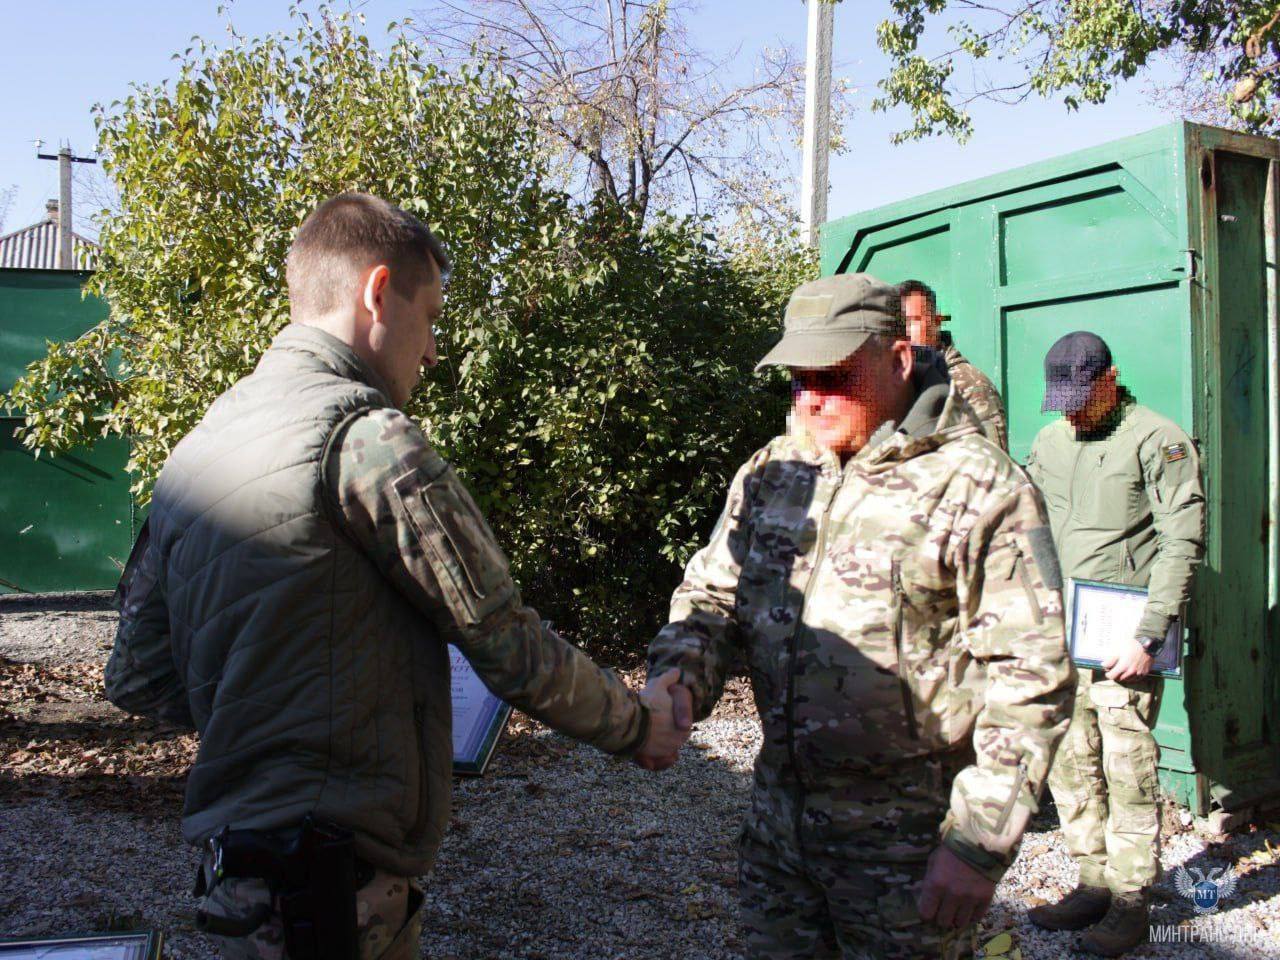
[1138,634,1165,657]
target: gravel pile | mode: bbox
[3,599,1278,959]
[0,593,117,666]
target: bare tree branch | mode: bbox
[414,0,851,224]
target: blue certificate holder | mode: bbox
[450,645,512,776]
[1066,578,1184,679]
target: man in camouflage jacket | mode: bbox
[900,279,1008,451]
[649,273,1075,959]
[105,193,689,960]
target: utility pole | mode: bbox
[800,0,833,249]
[36,143,97,269]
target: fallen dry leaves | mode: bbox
[1,655,195,811]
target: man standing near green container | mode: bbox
[1026,332,1205,956]
[899,279,1008,451]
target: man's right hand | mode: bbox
[633,669,693,771]
[917,845,996,929]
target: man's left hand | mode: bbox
[918,845,996,929]
[1102,637,1154,682]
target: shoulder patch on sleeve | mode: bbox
[1163,442,1187,463]
[1026,525,1063,591]
[394,464,515,626]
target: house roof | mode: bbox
[0,202,99,270]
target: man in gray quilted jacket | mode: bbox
[104,193,690,959]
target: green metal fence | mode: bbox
[0,268,136,594]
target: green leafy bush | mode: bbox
[5,10,814,658]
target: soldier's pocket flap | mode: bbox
[1086,681,1131,710]
[394,467,514,627]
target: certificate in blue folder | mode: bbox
[450,645,512,775]
[1066,578,1184,679]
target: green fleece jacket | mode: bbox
[1026,396,1205,639]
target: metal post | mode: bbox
[37,143,97,270]
[58,147,73,270]
[800,0,833,249]
[1266,160,1280,639]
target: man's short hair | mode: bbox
[898,279,937,313]
[285,192,452,319]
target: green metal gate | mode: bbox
[0,268,136,594]
[821,122,1280,816]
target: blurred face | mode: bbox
[363,257,444,407]
[790,338,915,459]
[902,291,942,349]
[1065,367,1119,433]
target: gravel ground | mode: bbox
[3,599,1279,959]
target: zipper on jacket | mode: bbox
[785,465,841,821]
[1009,544,1044,625]
[407,704,430,842]
[993,760,1029,836]
[1124,544,1136,573]
[891,557,920,741]
[1067,443,1085,520]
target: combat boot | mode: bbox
[1027,884,1111,931]
[1079,892,1149,956]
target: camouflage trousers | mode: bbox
[737,763,977,960]
[1047,672,1162,894]
[197,857,423,960]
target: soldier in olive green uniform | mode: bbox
[1026,332,1205,957]
[105,194,689,960]
[649,274,1075,959]
[900,280,1007,451]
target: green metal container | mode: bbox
[0,268,136,594]
[822,122,1280,816]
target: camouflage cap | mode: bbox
[755,273,905,371]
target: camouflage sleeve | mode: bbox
[940,480,1075,881]
[987,402,1009,453]
[965,368,1009,452]
[949,354,1008,451]
[647,453,758,721]
[1136,426,1205,638]
[328,408,647,757]
[103,520,195,729]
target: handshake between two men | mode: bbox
[103,194,1076,960]
[632,669,695,771]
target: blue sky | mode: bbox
[0,0,1181,237]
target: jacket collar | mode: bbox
[856,383,982,468]
[268,324,396,405]
[857,353,981,466]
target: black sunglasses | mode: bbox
[791,368,858,395]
